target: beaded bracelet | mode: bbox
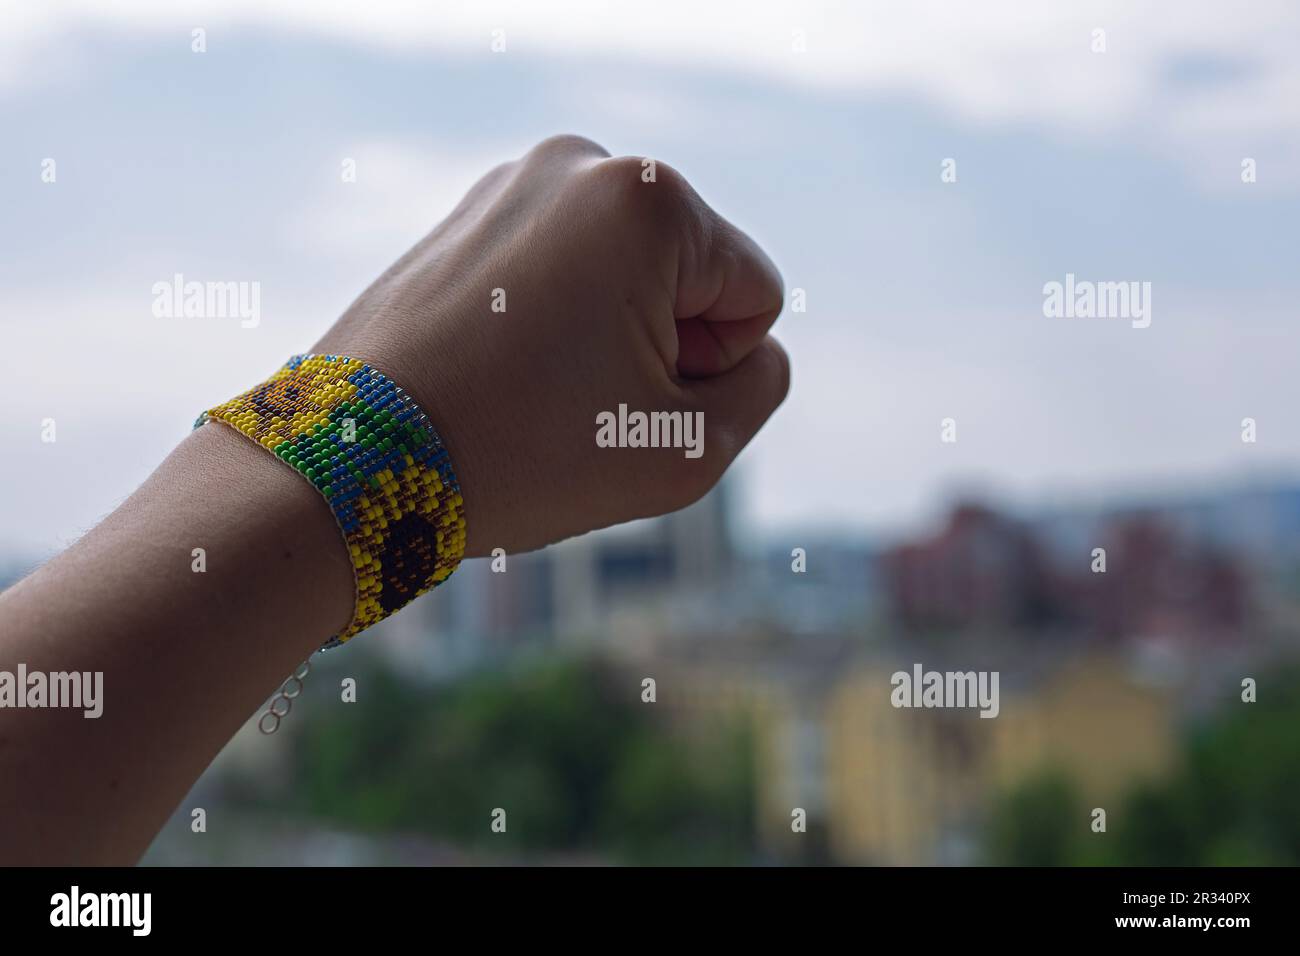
[195,354,466,651]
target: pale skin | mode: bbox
[0,135,789,864]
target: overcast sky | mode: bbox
[2,0,1299,556]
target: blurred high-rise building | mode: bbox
[376,479,738,673]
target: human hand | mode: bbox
[314,134,790,557]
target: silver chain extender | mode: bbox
[258,657,313,734]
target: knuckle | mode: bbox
[468,159,520,195]
[482,159,520,182]
[525,133,610,164]
[585,156,698,228]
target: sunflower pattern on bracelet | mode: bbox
[196,353,466,648]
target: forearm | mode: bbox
[0,423,353,864]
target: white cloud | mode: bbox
[6,0,1299,145]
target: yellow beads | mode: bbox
[195,354,466,650]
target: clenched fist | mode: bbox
[314,134,790,556]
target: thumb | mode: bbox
[674,216,786,379]
[684,335,791,469]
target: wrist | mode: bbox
[196,353,467,645]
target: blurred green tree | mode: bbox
[987,667,1300,866]
[986,770,1087,866]
[278,656,756,864]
